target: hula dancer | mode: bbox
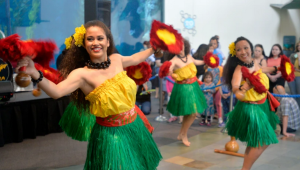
[223,37,295,170]
[15,20,162,170]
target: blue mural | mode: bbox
[0,0,84,69]
[111,0,162,56]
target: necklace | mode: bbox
[86,57,111,69]
[237,60,254,68]
[177,55,188,63]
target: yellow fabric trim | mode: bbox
[85,71,136,118]
[242,69,268,102]
[174,63,197,81]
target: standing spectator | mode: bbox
[288,41,300,107]
[267,44,285,93]
[210,36,224,66]
[193,44,209,79]
[200,71,215,126]
[219,77,235,124]
[207,63,223,127]
[273,85,300,137]
[253,44,267,67]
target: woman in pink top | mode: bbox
[267,44,285,93]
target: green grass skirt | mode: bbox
[225,99,280,147]
[59,102,96,141]
[167,81,207,116]
[84,115,162,170]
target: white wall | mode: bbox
[164,0,300,64]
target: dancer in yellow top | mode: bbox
[223,37,281,170]
[15,20,162,170]
[166,40,207,147]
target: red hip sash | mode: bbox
[176,76,197,84]
[96,105,154,133]
[242,91,280,111]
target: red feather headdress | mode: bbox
[241,66,267,94]
[125,62,152,85]
[203,52,219,68]
[280,55,295,82]
[159,61,172,78]
[150,20,183,54]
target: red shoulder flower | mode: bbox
[125,62,152,85]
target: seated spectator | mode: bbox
[136,83,151,115]
[288,41,300,107]
[273,85,300,137]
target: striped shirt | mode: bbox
[277,94,300,130]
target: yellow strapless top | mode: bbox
[174,63,197,81]
[85,71,136,118]
[241,69,269,102]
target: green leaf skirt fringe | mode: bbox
[225,99,280,147]
[59,102,96,141]
[167,81,207,116]
[84,115,162,170]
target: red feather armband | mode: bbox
[241,66,267,94]
[279,55,295,82]
[125,62,152,85]
[159,61,172,78]
[203,52,219,68]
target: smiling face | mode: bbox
[235,40,252,63]
[254,46,262,58]
[84,26,110,60]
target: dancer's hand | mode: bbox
[15,56,38,77]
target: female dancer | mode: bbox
[166,40,207,147]
[15,20,162,170]
[223,37,280,170]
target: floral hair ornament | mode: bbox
[229,42,236,57]
[73,25,86,47]
[64,36,73,50]
[150,20,183,54]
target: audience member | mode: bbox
[136,82,151,115]
[273,85,300,137]
[253,44,267,67]
[210,36,224,66]
[200,71,215,126]
[288,41,300,107]
[267,44,285,93]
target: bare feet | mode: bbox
[177,134,190,146]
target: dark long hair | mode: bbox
[59,20,115,112]
[254,44,267,58]
[184,39,191,56]
[193,44,209,60]
[268,44,283,58]
[223,36,253,90]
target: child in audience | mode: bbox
[200,71,216,126]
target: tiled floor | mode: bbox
[52,130,300,170]
[1,95,300,170]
